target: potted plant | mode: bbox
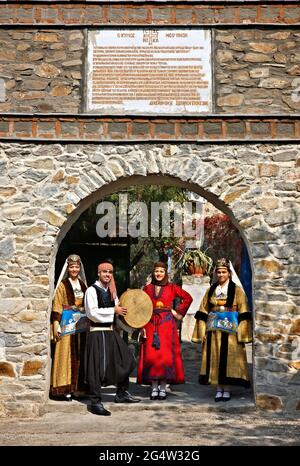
[179,248,213,276]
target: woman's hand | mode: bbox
[53,321,61,341]
[171,309,183,321]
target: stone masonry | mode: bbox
[0,1,299,417]
[1,27,300,114]
[0,142,299,416]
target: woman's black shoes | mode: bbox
[158,389,167,400]
[150,389,159,400]
[214,390,223,402]
[214,390,231,402]
[222,391,231,402]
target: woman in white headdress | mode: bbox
[192,258,252,402]
[50,254,87,400]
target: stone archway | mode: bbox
[0,142,299,416]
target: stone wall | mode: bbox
[1,27,300,114]
[215,29,300,113]
[0,29,84,113]
[0,141,299,416]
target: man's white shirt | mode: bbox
[84,280,119,323]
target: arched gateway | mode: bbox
[0,142,299,416]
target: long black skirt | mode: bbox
[84,330,136,390]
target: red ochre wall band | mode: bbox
[0,3,300,27]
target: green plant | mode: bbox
[179,248,213,276]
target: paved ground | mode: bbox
[0,343,299,446]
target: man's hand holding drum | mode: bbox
[114,305,127,316]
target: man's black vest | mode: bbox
[90,284,115,328]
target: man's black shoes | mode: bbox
[115,390,141,403]
[90,402,111,416]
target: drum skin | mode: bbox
[118,289,153,330]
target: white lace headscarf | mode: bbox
[55,254,87,293]
[212,258,244,293]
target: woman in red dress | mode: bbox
[137,262,193,400]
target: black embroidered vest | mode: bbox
[90,284,115,328]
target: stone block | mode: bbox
[203,122,222,135]
[223,188,248,204]
[287,65,300,76]
[0,362,15,378]
[216,49,234,63]
[226,121,245,135]
[258,163,279,176]
[256,332,284,343]
[40,209,65,227]
[21,286,48,299]
[243,53,270,63]
[0,50,16,61]
[61,8,82,22]
[172,9,194,24]
[257,197,279,210]
[35,63,60,78]
[21,80,48,91]
[194,8,215,24]
[84,7,103,24]
[36,122,56,137]
[5,401,42,418]
[278,41,296,52]
[108,5,125,24]
[40,7,60,23]
[0,238,15,259]
[216,34,235,44]
[289,319,300,335]
[239,7,258,22]
[259,78,290,89]
[271,150,298,162]
[108,122,127,135]
[33,32,59,44]
[83,122,103,137]
[14,122,32,135]
[180,123,198,136]
[50,85,72,97]
[61,122,79,136]
[288,361,300,370]
[217,7,236,23]
[249,42,277,54]
[155,123,175,136]
[256,393,283,411]
[266,31,290,40]
[21,360,43,376]
[265,209,297,227]
[0,122,9,133]
[127,8,148,22]
[62,60,82,68]
[276,123,295,137]
[132,122,149,136]
[217,94,244,107]
[255,259,283,273]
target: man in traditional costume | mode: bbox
[137,262,193,400]
[84,260,140,416]
[50,254,87,401]
[192,257,252,401]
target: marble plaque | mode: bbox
[87,29,212,114]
